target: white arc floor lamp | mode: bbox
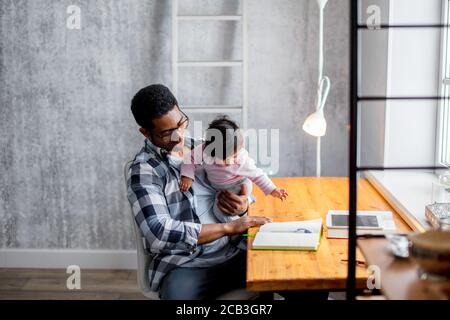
[303,0,331,177]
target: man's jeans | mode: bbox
[159,249,246,300]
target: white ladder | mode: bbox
[171,0,248,129]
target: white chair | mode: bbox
[123,161,259,300]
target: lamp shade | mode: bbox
[316,0,329,9]
[302,109,327,137]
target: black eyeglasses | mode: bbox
[152,110,189,142]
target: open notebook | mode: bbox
[252,219,323,251]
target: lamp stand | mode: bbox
[315,0,328,177]
[316,137,321,177]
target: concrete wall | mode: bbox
[0,0,349,250]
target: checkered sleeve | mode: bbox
[127,162,202,255]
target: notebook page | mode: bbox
[259,219,323,234]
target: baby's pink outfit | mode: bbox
[180,144,276,195]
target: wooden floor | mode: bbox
[0,268,147,300]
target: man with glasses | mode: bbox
[127,84,271,300]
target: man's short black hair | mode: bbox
[205,115,243,160]
[130,84,178,130]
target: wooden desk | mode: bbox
[246,177,411,292]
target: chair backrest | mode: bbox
[123,161,156,298]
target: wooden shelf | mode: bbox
[358,238,450,300]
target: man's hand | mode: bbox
[217,184,249,216]
[197,215,272,245]
[179,176,193,192]
[224,216,272,235]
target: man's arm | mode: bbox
[128,163,202,254]
[128,163,270,252]
[198,216,272,244]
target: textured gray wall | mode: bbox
[0,0,349,250]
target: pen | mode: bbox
[241,234,256,237]
[340,259,366,267]
[294,228,312,234]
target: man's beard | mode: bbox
[167,138,184,152]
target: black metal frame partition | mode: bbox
[347,0,449,300]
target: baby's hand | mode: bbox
[270,188,288,201]
[179,176,193,192]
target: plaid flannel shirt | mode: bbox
[127,138,208,291]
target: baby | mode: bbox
[179,116,288,216]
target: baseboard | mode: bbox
[0,248,137,269]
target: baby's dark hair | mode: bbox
[204,116,243,160]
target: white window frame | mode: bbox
[437,0,450,167]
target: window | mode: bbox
[437,0,450,167]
